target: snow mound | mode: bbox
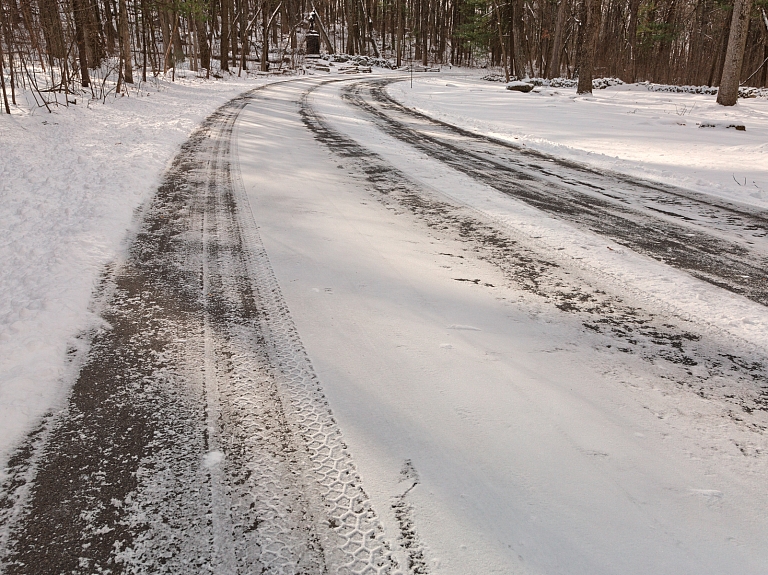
[327,53,398,69]
[643,82,768,99]
[484,75,625,89]
[483,74,768,98]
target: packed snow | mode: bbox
[1,67,767,573]
[0,75,269,469]
[320,78,768,352]
[389,72,768,211]
[239,78,768,574]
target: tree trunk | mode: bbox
[141,0,148,81]
[71,0,91,86]
[396,0,403,67]
[547,0,568,78]
[239,1,247,73]
[491,0,509,81]
[346,0,357,54]
[160,11,171,71]
[313,12,335,54]
[709,6,734,86]
[717,0,753,105]
[0,28,10,113]
[391,0,396,57]
[511,0,526,77]
[421,0,428,64]
[197,18,210,71]
[148,5,159,74]
[230,0,239,67]
[221,0,231,71]
[173,12,184,65]
[653,0,678,84]
[760,42,768,88]
[576,0,600,94]
[261,0,269,72]
[118,0,133,83]
[38,0,66,59]
[84,0,105,66]
[763,9,768,87]
[102,0,117,54]
[364,0,380,57]
[625,0,641,82]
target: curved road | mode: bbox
[1,76,767,575]
[343,78,768,306]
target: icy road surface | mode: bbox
[2,77,768,575]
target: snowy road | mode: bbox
[344,78,768,306]
[2,77,767,574]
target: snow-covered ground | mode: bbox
[0,75,270,468]
[240,78,768,574]
[2,67,768,573]
[332,77,768,352]
[389,72,768,211]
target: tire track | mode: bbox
[0,81,395,575]
[340,78,768,306]
[299,81,768,422]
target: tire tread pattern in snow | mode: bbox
[0,81,395,575]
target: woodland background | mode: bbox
[0,0,767,110]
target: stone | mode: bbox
[506,81,534,93]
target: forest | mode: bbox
[0,0,767,112]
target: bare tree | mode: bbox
[118,0,133,83]
[491,0,509,81]
[2,0,768,111]
[261,0,269,71]
[576,0,601,94]
[221,0,231,71]
[0,21,10,113]
[717,0,754,105]
[71,0,92,87]
[546,0,569,79]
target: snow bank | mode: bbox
[0,75,271,468]
[485,74,627,90]
[482,73,768,97]
[643,82,768,99]
[389,73,768,211]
